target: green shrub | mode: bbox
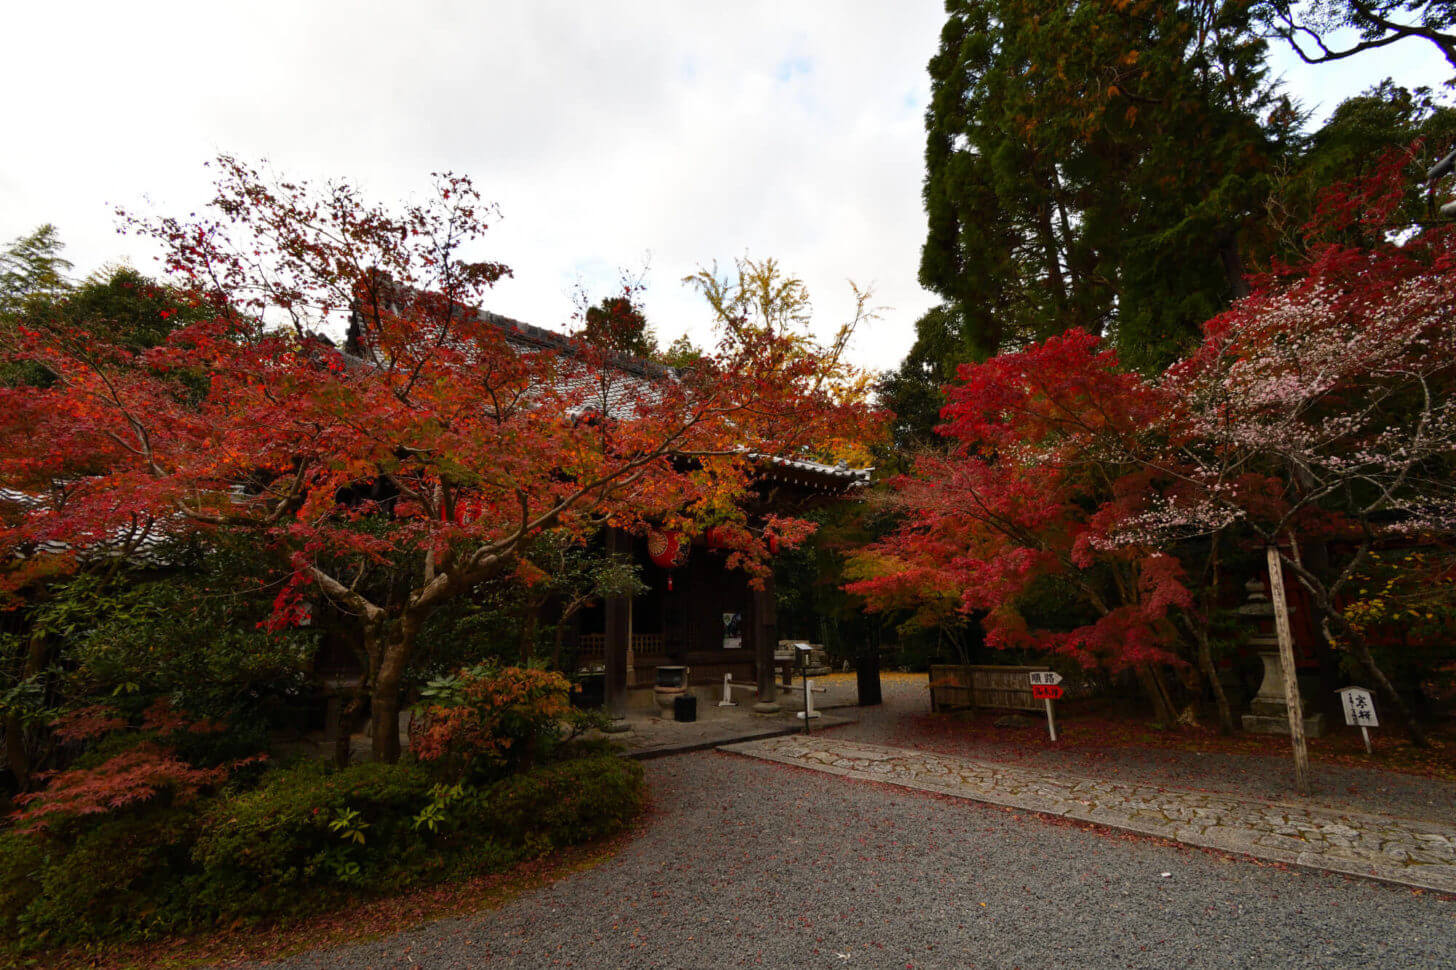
[0,828,45,939]
[479,755,645,852]
[0,754,645,956]
[21,807,200,944]
[189,759,435,915]
[410,665,582,782]
[29,542,317,737]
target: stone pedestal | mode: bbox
[1242,650,1325,737]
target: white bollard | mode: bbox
[796,678,823,720]
[719,674,759,707]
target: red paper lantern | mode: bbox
[703,525,734,550]
[647,530,684,569]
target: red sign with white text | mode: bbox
[1031,684,1064,700]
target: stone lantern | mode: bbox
[1238,577,1325,737]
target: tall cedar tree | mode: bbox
[0,225,72,317]
[889,0,1295,448]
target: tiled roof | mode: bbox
[752,454,873,488]
[479,310,677,382]
[481,315,872,489]
[1,489,178,566]
[352,310,874,487]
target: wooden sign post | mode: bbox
[792,644,826,734]
[1337,686,1379,755]
[1028,672,1064,741]
[1266,545,1312,796]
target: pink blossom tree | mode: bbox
[1102,150,1456,744]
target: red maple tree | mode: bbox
[846,329,1195,716]
[0,157,877,761]
[853,147,1456,741]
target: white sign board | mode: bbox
[1338,687,1378,727]
[1027,671,1063,686]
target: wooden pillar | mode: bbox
[1267,545,1312,796]
[752,571,780,713]
[604,529,630,718]
[857,618,883,706]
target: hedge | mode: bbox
[0,753,644,954]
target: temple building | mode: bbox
[570,455,869,716]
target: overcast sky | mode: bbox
[2,2,1450,370]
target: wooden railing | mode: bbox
[574,633,666,667]
[928,664,1051,713]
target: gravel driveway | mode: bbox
[251,747,1456,970]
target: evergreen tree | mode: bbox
[3,265,206,387]
[1278,81,1456,252]
[578,294,657,358]
[877,304,966,456]
[916,0,1294,372]
[0,225,72,316]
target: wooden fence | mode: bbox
[928,664,1051,713]
[575,634,678,687]
[574,632,665,666]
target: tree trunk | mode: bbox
[551,621,566,671]
[856,628,883,707]
[1197,630,1235,735]
[519,606,540,667]
[331,694,364,768]
[1152,664,1180,720]
[1136,663,1178,724]
[1215,227,1250,300]
[5,631,48,790]
[1180,610,1233,734]
[370,637,410,763]
[1297,540,1345,722]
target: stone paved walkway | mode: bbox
[609,706,855,759]
[723,734,1456,894]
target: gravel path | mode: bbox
[250,748,1456,969]
[829,675,1456,824]
[240,676,1456,969]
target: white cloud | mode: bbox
[1,2,1448,372]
